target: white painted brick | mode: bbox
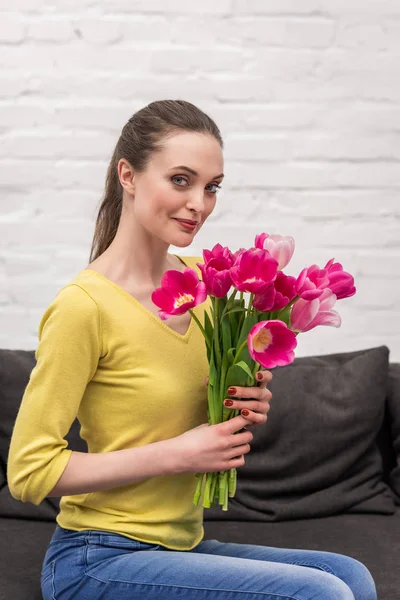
[0,76,29,97]
[225,132,400,161]
[319,0,400,16]
[0,160,106,187]
[234,0,322,15]
[228,161,400,188]
[71,19,122,44]
[149,48,246,74]
[166,16,335,48]
[100,0,233,15]
[1,130,117,159]
[0,17,25,42]
[27,19,75,43]
[0,219,94,248]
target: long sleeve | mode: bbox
[7,283,103,505]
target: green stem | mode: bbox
[248,292,254,314]
[188,308,211,353]
[233,338,248,364]
[213,298,222,368]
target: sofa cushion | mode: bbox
[0,349,86,520]
[203,511,400,600]
[205,345,396,522]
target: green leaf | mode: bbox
[234,360,253,379]
[221,313,232,354]
[227,347,236,365]
[209,354,217,386]
[234,312,258,369]
[222,306,244,318]
[277,305,291,328]
[204,310,213,361]
[225,361,254,391]
[229,299,245,346]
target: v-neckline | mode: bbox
[81,255,198,343]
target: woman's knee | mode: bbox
[327,554,377,600]
[306,571,355,600]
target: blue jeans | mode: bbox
[41,524,377,600]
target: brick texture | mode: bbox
[0,2,399,360]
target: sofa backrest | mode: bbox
[1,349,399,520]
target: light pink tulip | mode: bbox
[290,288,341,333]
[152,268,207,320]
[255,232,295,271]
[247,320,297,368]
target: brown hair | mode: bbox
[88,99,223,263]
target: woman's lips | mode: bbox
[174,219,197,231]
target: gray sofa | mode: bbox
[1,344,399,600]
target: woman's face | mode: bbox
[120,131,224,244]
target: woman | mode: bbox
[7,100,376,599]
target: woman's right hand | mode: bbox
[173,415,253,474]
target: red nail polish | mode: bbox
[227,387,237,395]
[224,400,233,406]
[256,372,263,380]
[241,409,249,416]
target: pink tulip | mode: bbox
[324,258,356,300]
[197,243,236,298]
[151,268,207,320]
[272,272,297,310]
[295,264,330,301]
[230,248,279,294]
[253,272,297,312]
[255,232,295,271]
[202,242,236,266]
[290,288,341,333]
[252,282,276,312]
[247,320,297,368]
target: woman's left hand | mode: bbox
[205,370,273,429]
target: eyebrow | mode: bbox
[169,165,224,179]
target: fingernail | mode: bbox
[256,372,263,380]
[241,409,249,416]
[227,387,237,395]
[224,400,233,407]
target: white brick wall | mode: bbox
[1,1,400,361]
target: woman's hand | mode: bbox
[205,370,273,429]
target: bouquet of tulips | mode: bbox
[152,233,356,511]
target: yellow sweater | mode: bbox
[7,255,212,551]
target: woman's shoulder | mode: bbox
[175,255,204,271]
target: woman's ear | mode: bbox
[118,158,135,196]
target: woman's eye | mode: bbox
[172,176,221,194]
[172,176,188,186]
[207,183,222,194]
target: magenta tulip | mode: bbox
[296,264,330,300]
[230,248,279,294]
[247,320,297,368]
[255,232,295,271]
[290,288,341,333]
[271,272,297,310]
[197,243,236,298]
[324,258,356,300]
[202,242,236,267]
[151,268,207,320]
[253,272,297,312]
[252,283,276,312]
